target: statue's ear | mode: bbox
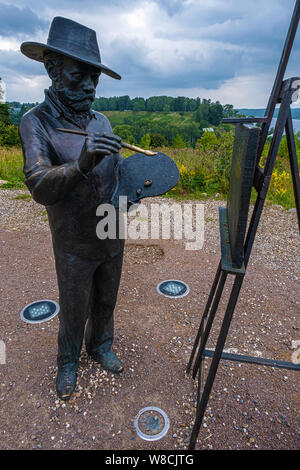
[43,56,61,83]
[44,62,59,82]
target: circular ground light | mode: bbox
[134,406,170,441]
[20,300,60,324]
[157,280,190,298]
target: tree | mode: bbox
[132,97,145,111]
[113,124,135,144]
[195,102,210,123]
[173,96,186,112]
[223,104,239,118]
[0,79,3,102]
[117,95,132,111]
[149,133,168,148]
[93,97,109,110]
[196,130,218,150]
[0,122,20,146]
[140,133,151,148]
[0,102,11,125]
[108,97,118,111]
[278,134,299,162]
[146,96,163,112]
[0,89,20,146]
[208,101,223,126]
[198,120,211,130]
[172,134,186,148]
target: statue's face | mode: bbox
[55,57,100,112]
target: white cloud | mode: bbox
[5,75,50,102]
[0,0,299,107]
[161,74,274,108]
[0,37,20,51]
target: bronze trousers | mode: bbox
[53,243,124,368]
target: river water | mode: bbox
[271,118,300,133]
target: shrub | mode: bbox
[0,123,20,147]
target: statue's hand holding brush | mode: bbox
[78,132,122,174]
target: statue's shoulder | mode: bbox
[19,102,47,127]
[93,110,109,122]
[92,110,113,131]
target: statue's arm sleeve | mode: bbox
[19,114,85,206]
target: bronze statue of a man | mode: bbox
[19,17,126,401]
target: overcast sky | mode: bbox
[0,0,299,107]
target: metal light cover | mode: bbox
[156,280,190,298]
[134,406,170,441]
[20,300,60,324]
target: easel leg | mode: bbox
[245,87,296,265]
[189,274,244,450]
[286,110,300,233]
[192,270,228,379]
[198,317,207,397]
[186,262,222,374]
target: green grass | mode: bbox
[40,208,48,221]
[0,146,25,189]
[0,144,297,209]
[12,193,32,201]
[102,110,195,125]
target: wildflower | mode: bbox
[179,164,187,175]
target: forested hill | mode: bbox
[7,96,237,148]
[238,108,300,119]
[8,95,232,127]
[8,95,299,148]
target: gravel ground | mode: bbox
[0,186,299,451]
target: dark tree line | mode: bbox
[92,96,231,129]
[94,95,203,113]
[5,96,243,148]
[8,102,39,125]
[8,96,239,127]
[0,102,20,146]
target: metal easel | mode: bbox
[186,0,300,450]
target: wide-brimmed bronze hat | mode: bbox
[20,16,121,80]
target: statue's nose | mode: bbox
[82,75,95,92]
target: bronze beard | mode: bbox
[46,85,94,129]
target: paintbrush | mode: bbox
[56,128,158,156]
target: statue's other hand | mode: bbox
[78,132,122,174]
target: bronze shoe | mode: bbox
[89,349,123,373]
[56,364,77,401]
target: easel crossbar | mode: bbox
[203,349,300,371]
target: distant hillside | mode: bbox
[238,108,300,119]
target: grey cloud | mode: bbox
[153,0,299,80]
[105,35,246,91]
[157,0,296,47]
[0,4,49,37]
[4,0,138,12]
[3,0,188,18]
[1,0,299,104]
[152,0,189,16]
[0,49,45,79]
